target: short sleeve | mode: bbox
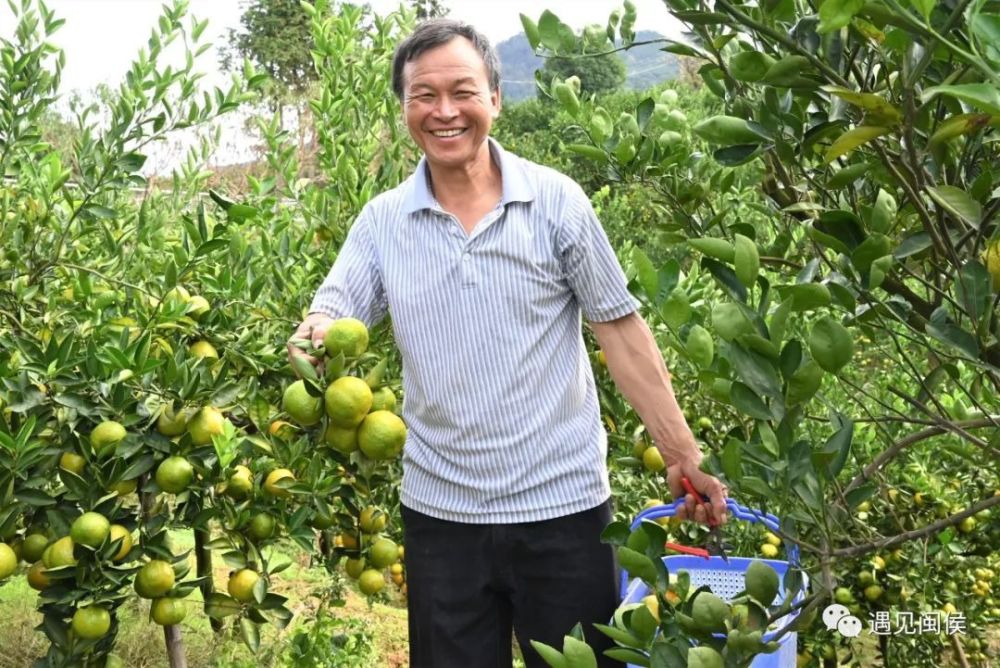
[308,209,388,328]
[556,186,639,322]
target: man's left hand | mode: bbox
[666,460,728,525]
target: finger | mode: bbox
[693,503,708,525]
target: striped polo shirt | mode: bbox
[309,138,639,523]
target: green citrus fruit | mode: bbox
[711,302,752,341]
[370,387,397,412]
[43,536,76,568]
[357,410,406,460]
[325,376,374,427]
[187,406,225,445]
[156,405,190,437]
[71,605,111,640]
[324,423,358,454]
[323,317,369,358]
[0,543,16,579]
[247,513,276,542]
[834,587,853,605]
[226,465,253,499]
[70,512,110,549]
[685,325,714,368]
[283,380,323,426]
[358,569,385,596]
[228,569,260,602]
[369,538,399,568]
[982,239,1000,291]
[21,533,49,563]
[808,316,854,373]
[687,645,724,668]
[642,446,666,473]
[359,507,387,534]
[344,557,366,579]
[134,560,175,598]
[109,525,133,562]
[155,456,194,494]
[745,560,780,606]
[864,584,883,602]
[263,468,294,497]
[110,479,138,496]
[151,597,187,626]
[59,451,85,475]
[90,420,126,457]
[691,592,729,633]
[164,286,190,306]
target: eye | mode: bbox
[455,91,475,98]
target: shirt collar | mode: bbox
[401,137,536,215]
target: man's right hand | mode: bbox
[286,313,334,374]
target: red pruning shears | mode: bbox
[663,477,729,562]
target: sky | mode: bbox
[1,0,682,95]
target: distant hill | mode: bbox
[496,30,679,103]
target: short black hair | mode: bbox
[391,19,501,100]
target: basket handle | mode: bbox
[627,498,800,566]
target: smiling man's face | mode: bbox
[401,36,501,171]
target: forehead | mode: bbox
[402,37,490,89]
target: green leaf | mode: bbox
[593,623,644,649]
[538,10,576,53]
[921,83,1000,115]
[730,381,774,420]
[818,0,866,33]
[240,618,261,652]
[563,636,598,668]
[822,413,853,478]
[721,438,743,481]
[778,283,831,312]
[926,322,979,358]
[632,247,658,302]
[822,86,902,124]
[909,0,936,21]
[956,261,992,321]
[520,14,542,50]
[566,144,608,163]
[824,126,889,163]
[617,546,659,585]
[530,640,569,668]
[926,185,982,228]
[604,647,650,666]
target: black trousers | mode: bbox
[401,500,620,668]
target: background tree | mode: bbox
[411,0,449,21]
[538,52,626,98]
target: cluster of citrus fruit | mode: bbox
[282,317,408,597]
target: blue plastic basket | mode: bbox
[617,498,806,668]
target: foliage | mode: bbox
[526,0,1000,665]
[538,52,626,98]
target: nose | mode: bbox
[434,95,457,119]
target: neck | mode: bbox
[426,140,502,207]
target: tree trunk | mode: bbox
[194,527,223,633]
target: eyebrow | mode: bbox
[407,77,479,92]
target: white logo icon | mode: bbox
[837,615,863,637]
[823,603,850,631]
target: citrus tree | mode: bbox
[0,0,417,665]
[523,0,999,665]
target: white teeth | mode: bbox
[431,129,465,137]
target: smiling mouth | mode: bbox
[429,128,467,138]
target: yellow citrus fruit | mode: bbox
[164,286,191,306]
[110,479,138,496]
[357,410,406,461]
[691,592,729,633]
[642,446,665,473]
[323,317,369,358]
[151,597,187,626]
[325,376,374,427]
[641,594,660,621]
[760,544,779,559]
[71,605,111,640]
[21,533,49,563]
[263,468,294,497]
[390,563,404,576]
[369,538,399,568]
[282,380,324,426]
[226,465,253,499]
[247,513,276,542]
[228,569,260,602]
[597,350,607,367]
[70,512,110,549]
[344,557,365,579]
[370,387,397,413]
[358,569,385,596]
[745,560,780,606]
[187,406,225,446]
[268,420,296,440]
[764,532,782,547]
[134,560,175,598]
[155,456,194,494]
[59,451,85,475]
[324,423,359,454]
[959,517,977,533]
[392,572,405,586]
[27,562,50,590]
[90,421,126,457]
[187,295,210,319]
[359,507,387,534]
[109,525,133,562]
[43,536,76,568]
[340,534,359,550]
[156,405,190,437]
[0,543,17,579]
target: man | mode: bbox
[287,18,727,668]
